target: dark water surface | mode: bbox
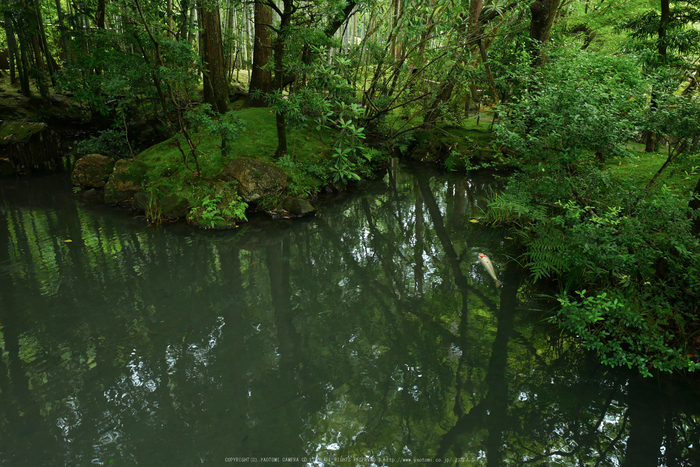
[1,166,699,466]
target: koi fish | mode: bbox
[478,252,502,288]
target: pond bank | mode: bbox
[63,106,501,230]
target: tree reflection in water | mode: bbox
[1,168,699,465]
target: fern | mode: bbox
[524,237,568,281]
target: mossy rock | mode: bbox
[0,121,47,144]
[160,194,191,220]
[72,154,115,188]
[132,190,153,213]
[220,157,288,204]
[104,159,143,205]
[282,197,315,216]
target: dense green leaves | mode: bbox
[490,36,700,376]
[496,48,647,167]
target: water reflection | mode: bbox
[1,167,699,465]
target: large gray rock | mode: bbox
[282,197,315,216]
[104,160,140,205]
[220,157,288,204]
[71,154,115,188]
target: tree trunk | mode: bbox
[96,0,106,29]
[644,130,657,152]
[2,0,20,85]
[248,0,272,106]
[198,5,230,114]
[53,0,71,63]
[178,0,190,41]
[269,0,294,157]
[529,0,560,66]
[33,0,56,84]
[478,38,499,106]
[16,28,32,95]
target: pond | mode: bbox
[1,164,699,466]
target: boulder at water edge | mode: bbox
[220,157,288,204]
[282,197,315,216]
[104,160,141,205]
[132,190,152,213]
[71,154,115,188]
[159,194,191,219]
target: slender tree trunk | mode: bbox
[54,0,71,63]
[224,2,235,82]
[33,0,56,84]
[247,0,272,106]
[96,0,106,29]
[166,0,174,36]
[2,0,20,85]
[269,0,294,157]
[643,0,671,152]
[94,0,107,75]
[478,39,499,106]
[390,0,402,59]
[198,5,229,113]
[178,0,190,40]
[16,26,32,95]
[274,32,288,157]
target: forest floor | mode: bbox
[0,74,85,124]
[606,144,699,198]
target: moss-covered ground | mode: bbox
[138,107,333,190]
[0,121,47,143]
[604,144,700,200]
[0,75,85,123]
[131,107,348,227]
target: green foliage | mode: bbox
[496,48,647,167]
[637,82,700,158]
[490,43,700,376]
[509,185,700,376]
[57,24,200,123]
[187,183,248,229]
[618,1,700,69]
[185,105,246,158]
[75,129,131,159]
[327,103,378,183]
[554,290,692,377]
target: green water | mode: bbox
[1,166,699,466]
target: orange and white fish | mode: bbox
[478,253,502,288]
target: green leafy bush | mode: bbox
[512,189,700,376]
[187,183,248,229]
[496,48,647,168]
[491,46,700,376]
[75,130,131,159]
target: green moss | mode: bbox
[0,121,47,144]
[604,149,700,197]
[133,107,335,222]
